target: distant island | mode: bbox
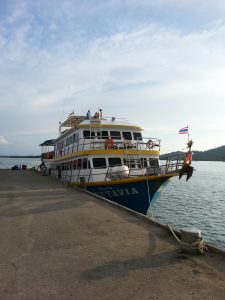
[0,155,41,158]
[160,145,225,162]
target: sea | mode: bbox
[0,157,41,170]
[0,158,224,250]
[149,161,225,250]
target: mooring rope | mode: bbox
[168,224,208,254]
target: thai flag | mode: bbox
[179,126,189,134]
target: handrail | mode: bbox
[67,155,183,184]
[53,135,161,159]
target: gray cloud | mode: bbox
[0,136,9,145]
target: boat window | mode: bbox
[83,130,95,139]
[110,131,121,140]
[136,159,142,169]
[123,158,136,168]
[122,132,132,140]
[57,141,64,149]
[69,136,73,145]
[141,158,148,168]
[97,131,109,139]
[108,157,122,167]
[77,159,82,169]
[83,158,88,169]
[133,132,142,141]
[149,159,159,168]
[73,160,77,169]
[93,158,107,168]
[75,132,79,142]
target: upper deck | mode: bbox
[41,114,161,160]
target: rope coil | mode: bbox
[168,224,208,255]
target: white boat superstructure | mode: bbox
[40,111,187,214]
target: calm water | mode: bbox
[0,157,41,169]
[149,161,225,250]
[0,158,224,249]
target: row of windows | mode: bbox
[58,157,159,170]
[83,130,142,141]
[56,130,142,150]
[60,158,91,170]
[56,133,80,149]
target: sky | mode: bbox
[0,0,225,155]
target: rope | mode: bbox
[146,177,154,219]
[168,224,208,255]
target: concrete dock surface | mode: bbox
[0,169,225,300]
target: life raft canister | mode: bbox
[184,151,192,165]
[105,138,115,149]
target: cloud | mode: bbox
[0,136,9,145]
[0,0,225,153]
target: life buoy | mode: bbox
[105,138,115,149]
[184,152,192,165]
[146,140,153,149]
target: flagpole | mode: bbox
[187,125,189,142]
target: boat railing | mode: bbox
[160,153,185,174]
[58,154,184,184]
[53,136,161,158]
[41,151,55,159]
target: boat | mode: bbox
[39,110,193,214]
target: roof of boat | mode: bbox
[50,115,143,143]
[61,116,142,130]
[39,139,55,146]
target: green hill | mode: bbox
[160,145,225,162]
[192,145,225,161]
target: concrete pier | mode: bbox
[0,169,225,299]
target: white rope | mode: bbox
[168,224,208,254]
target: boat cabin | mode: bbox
[40,113,182,183]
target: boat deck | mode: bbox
[0,169,225,299]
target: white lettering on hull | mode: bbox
[96,187,139,198]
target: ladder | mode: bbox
[89,117,102,149]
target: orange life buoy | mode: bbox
[105,138,115,149]
[184,152,192,165]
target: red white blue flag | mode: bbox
[179,126,189,134]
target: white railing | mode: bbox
[50,155,184,184]
[45,136,161,159]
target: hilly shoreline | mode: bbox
[161,145,225,162]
